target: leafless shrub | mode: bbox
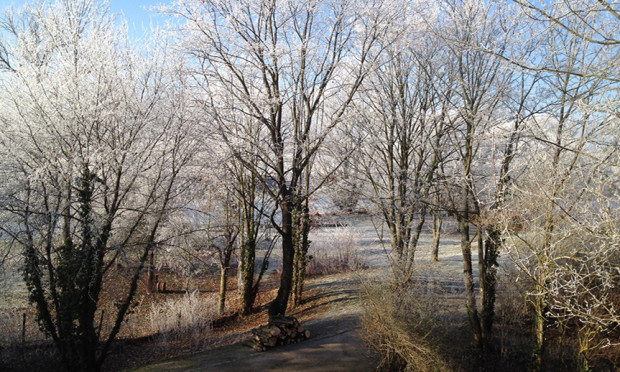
[496,265,531,326]
[306,226,366,276]
[495,265,533,360]
[0,308,26,346]
[148,291,217,341]
[359,280,451,372]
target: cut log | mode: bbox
[268,325,282,337]
[247,316,308,351]
[252,343,266,352]
[267,336,278,347]
[244,340,266,352]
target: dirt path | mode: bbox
[131,272,378,372]
[130,217,467,372]
[132,314,373,372]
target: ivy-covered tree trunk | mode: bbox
[23,164,111,370]
[236,170,268,317]
[238,234,256,316]
[480,229,500,346]
[292,198,311,307]
[76,165,99,371]
[57,183,77,364]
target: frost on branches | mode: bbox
[0,1,195,370]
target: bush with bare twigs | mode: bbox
[306,226,366,276]
[495,265,534,365]
[359,280,450,372]
[148,291,217,341]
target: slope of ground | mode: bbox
[131,271,376,372]
[128,216,468,371]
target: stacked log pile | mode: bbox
[247,316,310,352]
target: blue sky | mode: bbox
[0,0,169,40]
[108,0,170,39]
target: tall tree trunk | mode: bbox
[76,165,101,371]
[530,179,560,370]
[460,214,482,349]
[532,289,547,372]
[407,212,425,269]
[292,199,310,307]
[532,211,555,371]
[236,170,261,316]
[269,198,294,318]
[58,183,75,362]
[480,229,500,347]
[431,210,442,262]
[238,236,256,316]
[291,205,302,306]
[219,197,238,316]
[459,166,482,348]
[218,263,229,315]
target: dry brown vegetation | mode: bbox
[1,221,618,372]
[358,266,620,372]
[360,280,451,372]
[0,233,368,372]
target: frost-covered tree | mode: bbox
[353,0,450,281]
[0,1,196,370]
[434,0,519,349]
[429,0,620,365]
[498,3,620,368]
[503,97,619,371]
[512,0,620,84]
[169,0,387,317]
[213,105,277,316]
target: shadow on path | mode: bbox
[131,313,376,372]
